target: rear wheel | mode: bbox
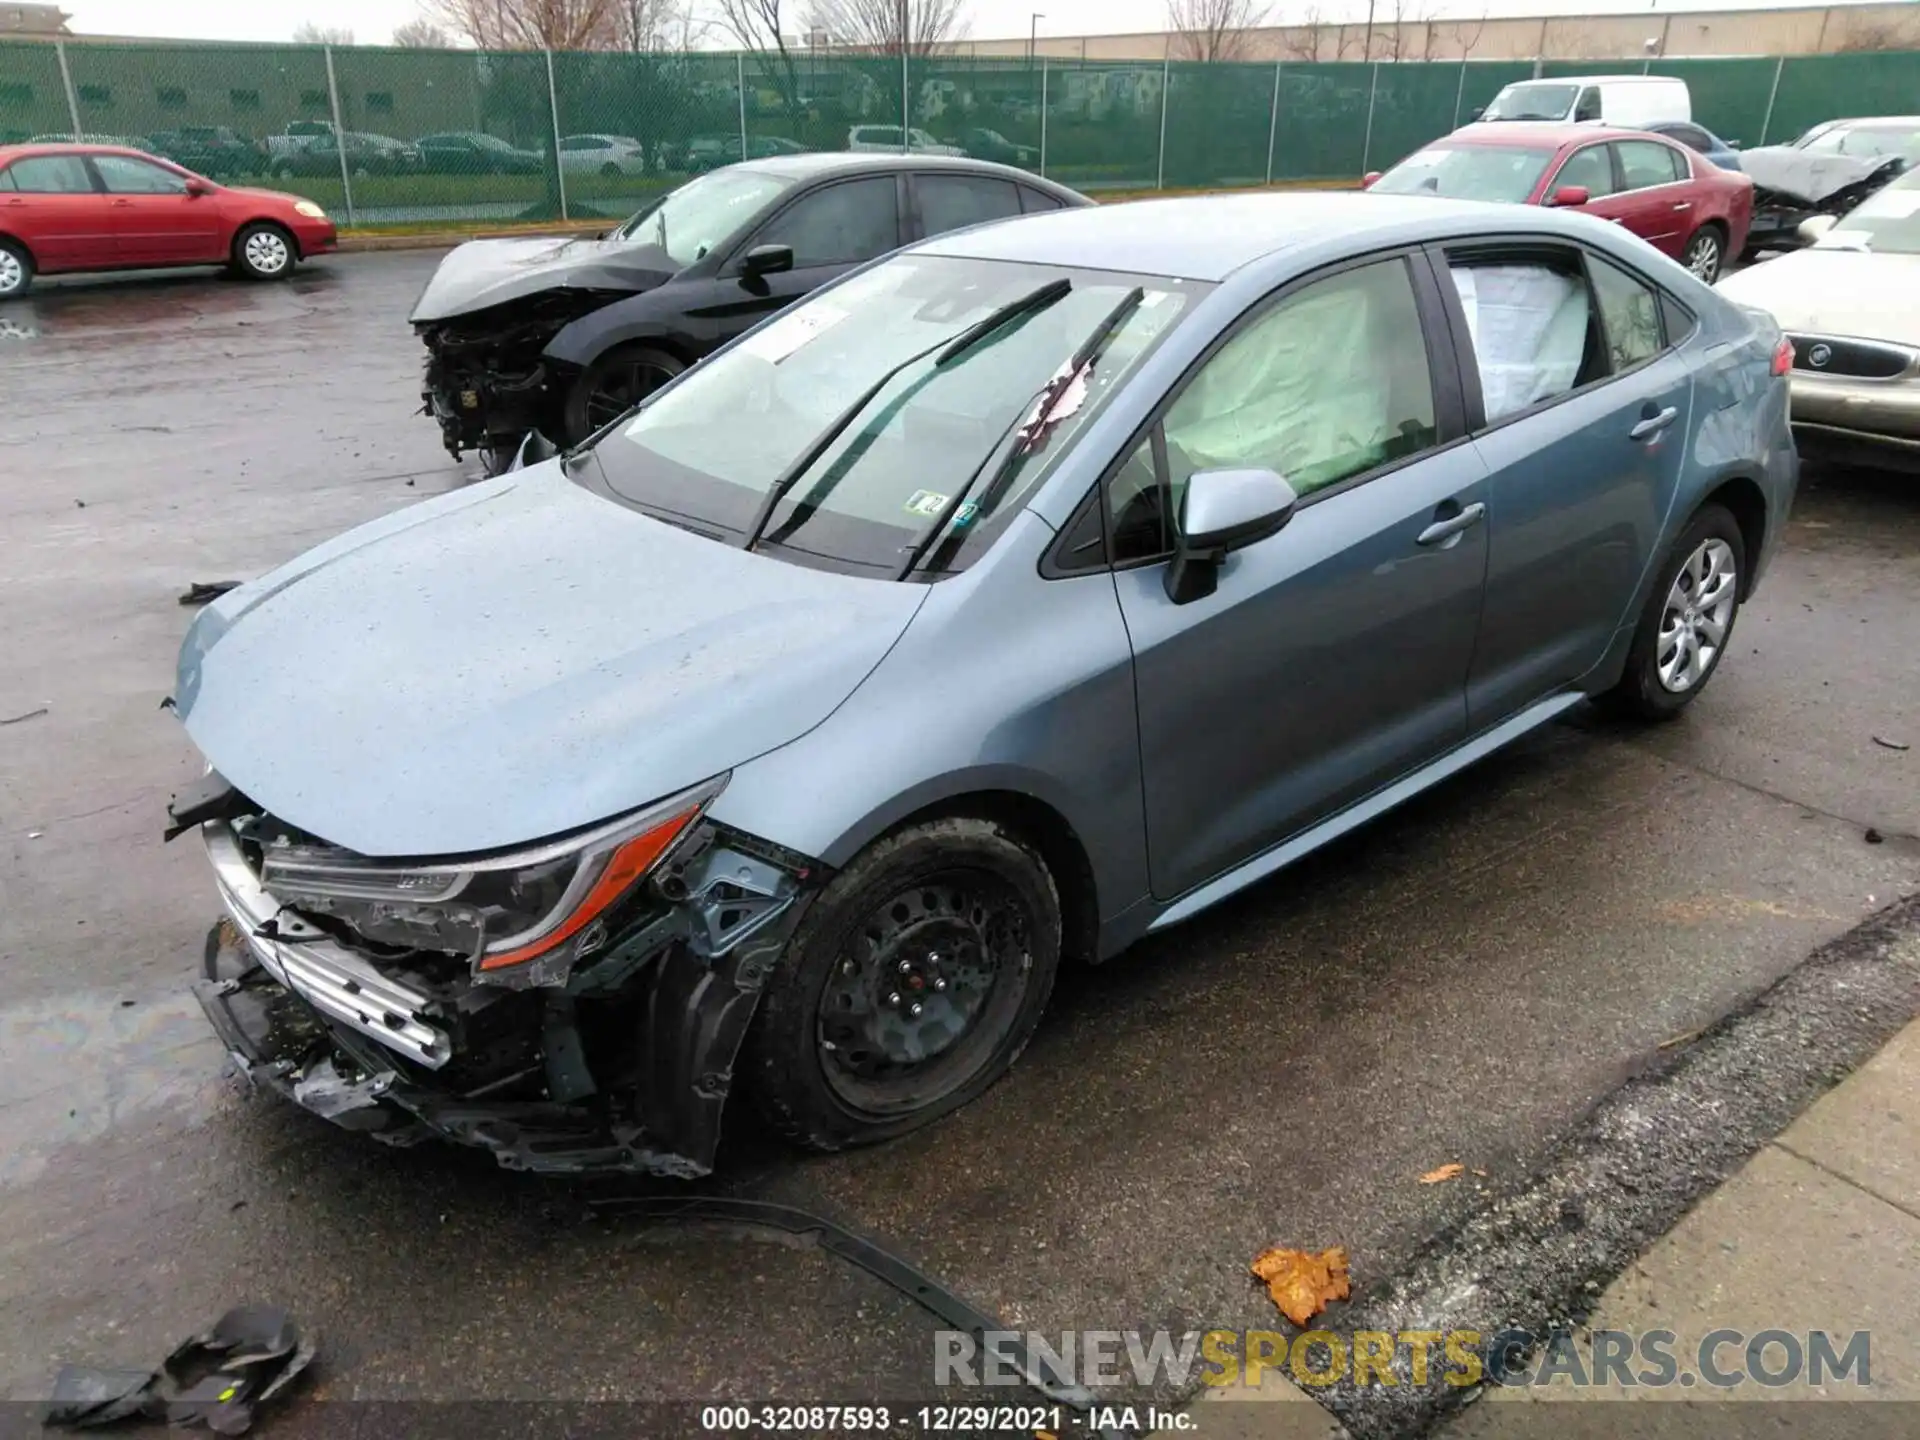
[745,816,1062,1152]
[1682,224,1726,283]
[1602,503,1745,721]
[561,344,684,443]
[0,239,32,300]
[231,222,296,281]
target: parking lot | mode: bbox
[2,252,1918,1427]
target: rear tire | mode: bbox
[231,222,296,281]
[561,343,685,444]
[1682,224,1726,283]
[744,816,1062,1152]
[1601,503,1745,721]
[0,239,32,300]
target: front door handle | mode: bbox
[1673,201,1692,212]
[1630,406,1679,441]
[1417,501,1486,547]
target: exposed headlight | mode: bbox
[293,200,327,219]
[258,775,725,972]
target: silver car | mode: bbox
[174,193,1797,1176]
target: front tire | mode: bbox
[1603,503,1745,721]
[1682,224,1726,283]
[231,222,296,281]
[0,239,32,300]
[744,816,1062,1152]
[561,343,685,443]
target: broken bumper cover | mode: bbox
[189,814,818,1177]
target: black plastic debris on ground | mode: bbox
[179,581,243,606]
[46,1304,315,1434]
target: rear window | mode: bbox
[1371,144,1555,203]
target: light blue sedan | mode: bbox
[174,192,1797,1177]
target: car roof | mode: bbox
[1825,115,1920,127]
[1445,122,1668,149]
[737,150,1073,188]
[920,190,1612,283]
[1508,74,1682,86]
[0,141,154,161]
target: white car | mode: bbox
[845,125,964,157]
[560,134,649,177]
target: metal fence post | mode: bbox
[1264,59,1281,185]
[1451,57,1468,129]
[736,53,748,157]
[1155,56,1170,190]
[901,9,911,154]
[54,39,81,139]
[1759,54,1785,146]
[544,49,568,221]
[1360,61,1379,177]
[323,45,356,228]
[1038,58,1049,178]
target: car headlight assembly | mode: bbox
[257,776,725,974]
[292,200,327,219]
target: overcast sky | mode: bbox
[61,0,1899,46]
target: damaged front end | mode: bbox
[416,291,615,464]
[1742,150,1907,252]
[176,772,821,1177]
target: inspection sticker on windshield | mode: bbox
[740,303,849,364]
[903,492,978,524]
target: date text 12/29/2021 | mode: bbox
[698,1406,1196,1433]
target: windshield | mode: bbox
[615,169,790,267]
[1371,144,1555,203]
[1824,171,1920,253]
[1482,83,1578,122]
[1800,124,1920,161]
[588,255,1200,577]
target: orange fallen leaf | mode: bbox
[1419,1162,1465,1185]
[1250,1245,1350,1327]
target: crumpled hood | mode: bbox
[176,465,926,857]
[409,234,677,323]
[1716,249,1920,345]
[1740,147,1901,206]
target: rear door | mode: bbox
[90,153,223,264]
[1429,239,1695,727]
[907,171,1024,242]
[1602,139,1692,256]
[0,153,115,270]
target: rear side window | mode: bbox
[1587,255,1664,371]
[1614,140,1683,189]
[1669,125,1712,152]
[753,176,900,268]
[8,155,93,193]
[1446,256,1601,422]
[1019,186,1065,213]
[916,174,1022,236]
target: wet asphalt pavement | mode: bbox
[1,252,1917,1426]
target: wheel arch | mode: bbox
[0,231,37,268]
[1698,471,1768,598]
[542,297,693,370]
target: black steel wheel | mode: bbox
[745,816,1061,1151]
[562,343,685,444]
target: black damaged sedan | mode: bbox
[413,153,1087,473]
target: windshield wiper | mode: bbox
[740,279,1073,553]
[898,287,1145,580]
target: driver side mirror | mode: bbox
[1361,171,1382,189]
[1797,213,1837,243]
[740,243,795,279]
[1467,107,1485,122]
[1165,468,1298,605]
[1547,185,1590,208]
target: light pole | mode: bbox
[1029,12,1043,67]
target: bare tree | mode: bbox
[293,22,355,44]
[428,0,620,49]
[1278,8,1357,62]
[715,0,804,125]
[803,0,969,54]
[391,16,451,46]
[1165,0,1271,62]
[613,0,691,50]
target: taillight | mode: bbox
[1771,336,1794,377]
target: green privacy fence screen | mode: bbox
[3,38,1918,227]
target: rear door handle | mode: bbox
[1630,406,1679,441]
[1417,501,1486,547]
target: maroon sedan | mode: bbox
[1364,123,1754,283]
[0,143,337,299]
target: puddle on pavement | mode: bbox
[0,988,223,1189]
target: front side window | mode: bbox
[593,255,1198,576]
[1550,144,1615,198]
[1107,258,1438,562]
[93,154,188,194]
[7,155,93,193]
[1370,144,1557,204]
[1587,255,1664,371]
[1614,140,1682,190]
[1573,87,1602,123]
[614,167,790,267]
[751,176,899,268]
[916,174,1022,235]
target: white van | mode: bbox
[1471,75,1691,129]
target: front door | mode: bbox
[90,153,223,265]
[0,153,115,270]
[1430,241,1695,727]
[1109,254,1491,901]
[692,174,905,349]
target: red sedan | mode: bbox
[0,143,337,299]
[1365,123,1754,283]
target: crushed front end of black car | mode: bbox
[416,292,612,465]
[176,776,822,1177]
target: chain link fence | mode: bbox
[3,38,1917,228]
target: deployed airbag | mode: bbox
[1451,265,1589,421]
